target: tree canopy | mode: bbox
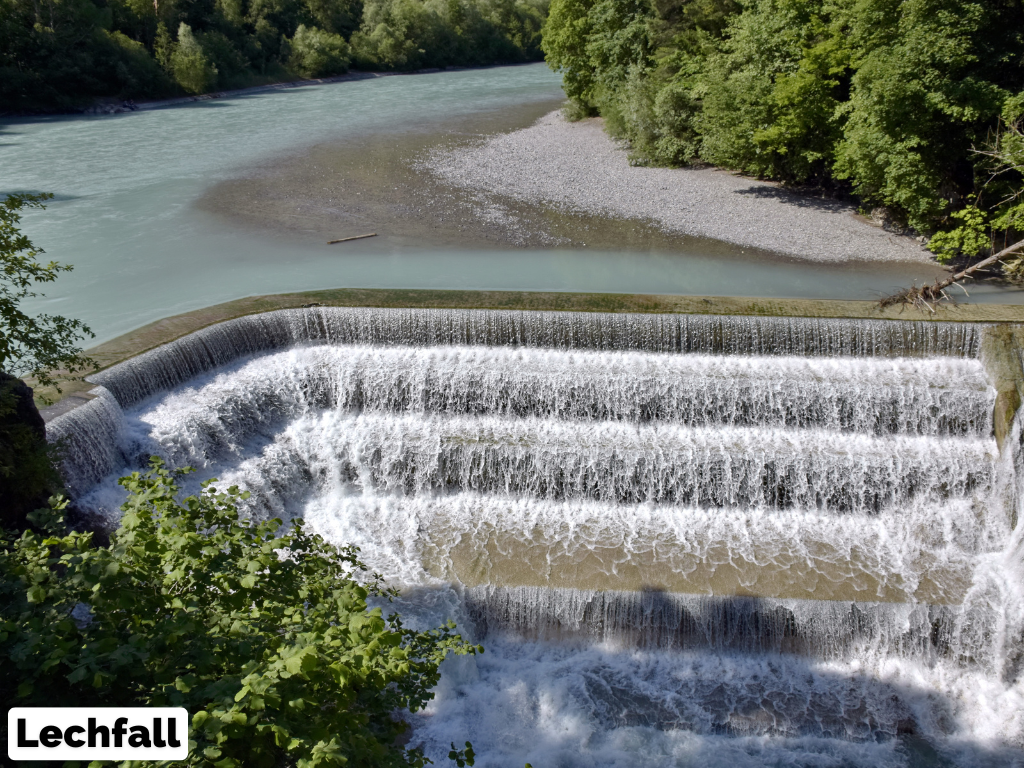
[0,193,95,391]
[543,0,1024,254]
[0,0,549,111]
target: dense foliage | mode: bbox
[543,0,1024,251]
[0,0,548,111]
[929,93,1024,265]
[1,459,480,767]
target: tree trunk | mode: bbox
[921,240,1024,300]
[882,239,1024,310]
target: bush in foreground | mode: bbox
[0,459,479,767]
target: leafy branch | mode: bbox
[885,95,1024,310]
[0,192,96,394]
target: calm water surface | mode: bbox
[3,64,1020,345]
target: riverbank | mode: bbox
[199,92,953,288]
[425,111,934,264]
[79,71,405,116]
[1,62,542,118]
[36,287,1024,411]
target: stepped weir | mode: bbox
[48,308,1024,766]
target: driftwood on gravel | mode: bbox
[880,239,1024,311]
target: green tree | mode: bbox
[172,22,219,93]
[834,0,1015,231]
[605,0,737,164]
[289,23,352,76]
[197,29,252,89]
[0,193,94,391]
[304,0,365,37]
[544,0,1024,237]
[698,0,852,183]
[542,0,599,108]
[0,191,92,549]
[1,459,481,767]
[0,0,175,110]
[1,0,547,110]
[928,93,1024,266]
[989,94,1024,255]
[351,0,435,69]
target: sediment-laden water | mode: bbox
[50,308,1024,766]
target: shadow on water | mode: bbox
[465,585,961,659]
[0,123,20,144]
[454,585,1024,766]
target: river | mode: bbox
[3,63,1022,347]
[18,62,1024,766]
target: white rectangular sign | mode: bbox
[8,707,189,760]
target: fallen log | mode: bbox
[328,233,377,244]
[881,239,1024,311]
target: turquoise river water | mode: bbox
[3,64,1023,346]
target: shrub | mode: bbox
[289,24,352,77]
[0,459,480,767]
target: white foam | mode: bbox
[69,340,1024,765]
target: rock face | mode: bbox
[0,371,53,531]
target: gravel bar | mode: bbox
[426,111,934,264]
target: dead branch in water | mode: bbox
[880,239,1024,312]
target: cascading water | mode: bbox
[50,308,1024,766]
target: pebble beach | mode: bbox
[427,111,934,264]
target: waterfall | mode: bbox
[463,586,955,659]
[45,388,128,498]
[51,308,1024,766]
[87,308,985,409]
